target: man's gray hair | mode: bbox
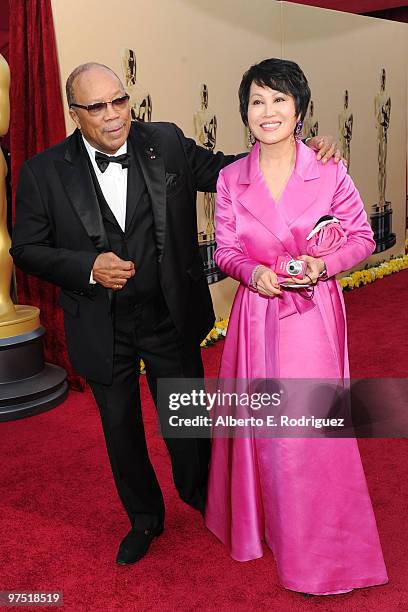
[66,62,123,106]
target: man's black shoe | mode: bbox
[116,524,164,565]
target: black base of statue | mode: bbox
[198,234,227,285]
[0,327,68,421]
[370,201,396,254]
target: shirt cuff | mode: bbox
[89,270,96,285]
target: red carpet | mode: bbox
[1,272,407,611]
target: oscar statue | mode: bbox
[303,99,319,139]
[370,68,395,253]
[0,53,67,421]
[194,84,217,237]
[0,54,14,321]
[194,84,224,283]
[338,90,353,173]
[121,48,152,122]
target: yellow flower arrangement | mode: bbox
[200,318,229,347]
[339,253,408,291]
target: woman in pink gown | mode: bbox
[205,59,388,595]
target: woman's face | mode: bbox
[247,82,299,146]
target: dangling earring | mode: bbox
[295,120,303,139]
[247,128,256,149]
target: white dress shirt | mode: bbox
[82,137,129,283]
[82,136,128,232]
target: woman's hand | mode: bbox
[253,265,282,297]
[283,255,326,286]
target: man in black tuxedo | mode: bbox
[11,63,339,564]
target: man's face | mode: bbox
[69,67,131,154]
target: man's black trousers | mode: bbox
[88,293,210,530]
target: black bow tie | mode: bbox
[95,151,131,173]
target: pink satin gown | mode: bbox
[205,141,388,595]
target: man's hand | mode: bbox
[283,255,325,286]
[253,265,282,297]
[92,252,135,290]
[305,135,343,165]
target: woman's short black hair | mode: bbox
[239,58,311,126]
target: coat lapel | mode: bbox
[55,129,110,252]
[237,140,320,257]
[282,140,321,228]
[128,122,166,260]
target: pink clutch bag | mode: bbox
[306,216,347,257]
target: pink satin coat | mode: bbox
[205,141,388,594]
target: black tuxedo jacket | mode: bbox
[11,122,238,383]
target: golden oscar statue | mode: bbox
[375,68,391,209]
[0,53,40,337]
[122,48,152,122]
[194,84,217,238]
[370,68,395,253]
[194,84,224,284]
[0,53,67,421]
[338,90,353,172]
[0,54,14,321]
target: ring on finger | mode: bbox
[114,283,121,289]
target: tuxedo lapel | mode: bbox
[125,138,148,233]
[128,123,166,260]
[55,129,110,252]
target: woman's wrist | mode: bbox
[318,259,328,279]
[250,264,264,288]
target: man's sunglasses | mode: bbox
[69,94,130,116]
